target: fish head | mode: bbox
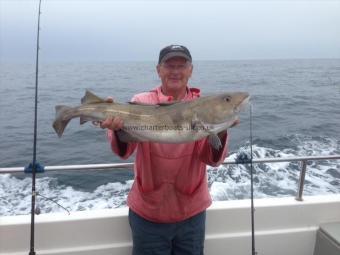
[221,91,250,113]
[197,92,250,124]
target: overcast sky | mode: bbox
[1,0,340,62]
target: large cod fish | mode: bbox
[53,90,249,149]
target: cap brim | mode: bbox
[159,52,191,64]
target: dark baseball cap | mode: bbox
[158,45,192,64]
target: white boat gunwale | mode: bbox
[1,155,339,254]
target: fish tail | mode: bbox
[53,105,73,137]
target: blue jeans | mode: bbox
[128,209,206,255]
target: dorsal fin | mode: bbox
[81,90,105,104]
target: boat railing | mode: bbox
[1,154,339,201]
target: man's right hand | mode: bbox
[94,96,124,131]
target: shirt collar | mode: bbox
[151,86,200,103]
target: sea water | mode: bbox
[0,59,339,216]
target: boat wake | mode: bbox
[1,135,339,216]
[210,136,340,201]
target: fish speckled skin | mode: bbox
[53,90,249,147]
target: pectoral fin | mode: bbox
[191,120,205,131]
[191,115,208,131]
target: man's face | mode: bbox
[157,57,193,93]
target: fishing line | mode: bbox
[36,192,70,215]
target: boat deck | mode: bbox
[1,195,340,255]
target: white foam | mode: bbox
[1,135,339,216]
[209,136,340,201]
[0,174,133,216]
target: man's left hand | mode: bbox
[230,119,240,128]
[217,119,240,140]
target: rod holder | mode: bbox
[296,160,307,201]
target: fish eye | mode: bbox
[224,96,231,102]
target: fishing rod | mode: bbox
[27,2,70,253]
[235,103,256,255]
[249,104,256,255]
[28,0,42,254]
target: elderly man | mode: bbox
[101,45,230,255]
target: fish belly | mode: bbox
[125,124,208,143]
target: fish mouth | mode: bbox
[241,94,250,106]
[235,93,250,112]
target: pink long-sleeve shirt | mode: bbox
[107,86,228,223]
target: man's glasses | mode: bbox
[161,63,191,71]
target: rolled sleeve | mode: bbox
[107,130,137,159]
[198,132,228,167]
